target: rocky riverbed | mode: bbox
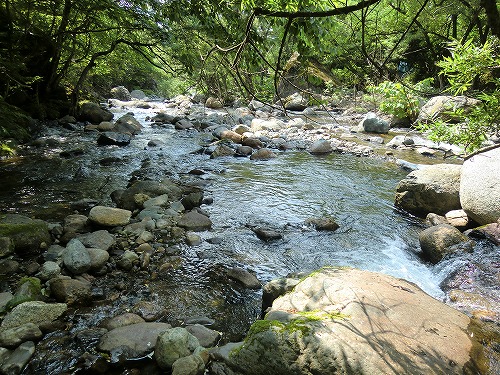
[0,93,498,374]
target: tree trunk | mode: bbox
[481,0,500,38]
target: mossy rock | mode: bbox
[0,100,34,142]
[0,214,51,254]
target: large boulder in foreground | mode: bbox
[220,268,485,375]
[395,164,462,216]
[460,147,500,225]
[78,102,113,124]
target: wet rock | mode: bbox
[419,224,472,264]
[175,119,195,130]
[7,278,43,310]
[181,191,204,211]
[226,267,261,289]
[418,95,481,123]
[236,145,253,156]
[0,214,51,254]
[155,327,201,370]
[77,230,115,251]
[0,341,35,375]
[241,137,263,149]
[79,102,113,124]
[1,301,67,329]
[360,112,389,133]
[460,147,500,225]
[112,180,182,211]
[172,353,205,375]
[0,323,42,348]
[186,232,202,246]
[305,217,339,231]
[210,144,235,159]
[250,226,283,241]
[43,245,65,263]
[98,322,171,359]
[395,164,462,217]
[49,277,92,306]
[88,206,131,227]
[177,211,212,231]
[219,130,242,143]
[309,139,333,155]
[136,230,154,244]
[97,121,114,131]
[262,277,301,312]
[36,261,61,281]
[105,313,145,331]
[205,97,223,109]
[97,131,131,146]
[249,148,276,160]
[186,324,221,348]
[114,114,142,134]
[222,268,484,375]
[132,301,165,322]
[151,112,178,124]
[426,213,448,226]
[87,248,110,271]
[63,239,91,275]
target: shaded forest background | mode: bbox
[1,0,499,146]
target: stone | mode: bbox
[79,102,113,124]
[1,301,67,329]
[105,313,145,331]
[171,354,205,375]
[395,164,462,216]
[222,268,485,375]
[0,236,14,257]
[283,93,308,111]
[97,131,131,146]
[262,277,301,312]
[110,86,132,101]
[186,324,221,348]
[0,341,35,375]
[175,119,194,130]
[87,248,110,270]
[97,121,114,131]
[113,114,141,134]
[0,292,13,312]
[132,301,165,322]
[77,230,115,251]
[460,147,500,225]
[155,327,201,369]
[130,89,146,99]
[219,130,242,143]
[308,139,333,154]
[205,97,224,109]
[177,211,212,231]
[63,214,90,235]
[360,112,390,133]
[419,224,471,264]
[186,232,202,246]
[249,148,276,160]
[250,226,282,241]
[112,180,183,211]
[63,238,91,274]
[98,322,172,359]
[88,206,131,227]
[241,137,263,149]
[181,192,204,211]
[49,277,92,305]
[0,323,42,348]
[305,217,339,231]
[445,209,469,229]
[418,95,481,123]
[226,267,261,289]
[236,145,253,156]
[210,144,235,159]
[36,261,61,281]
[0,214,51,254]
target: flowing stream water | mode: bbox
[0,103,498,371]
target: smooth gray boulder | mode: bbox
[77,230,115,251]
[63,238,91,274]
[177,211,212,231]
[308,139,333,155]
[1,301,67,329]
[0,341,35,375]
[98,322,171,358]
[155,327,201,369]
[114,114,142,135]
[221,268,484,375]
[79,102,113,124]
[360,112,389,133]
[88,206,131,227]
[419,224,472,263]
[0,323,42,348]
[460,147,500,225]
[395,164,462,216]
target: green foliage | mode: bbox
[367,78,434,121]
[417,37,500,152]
